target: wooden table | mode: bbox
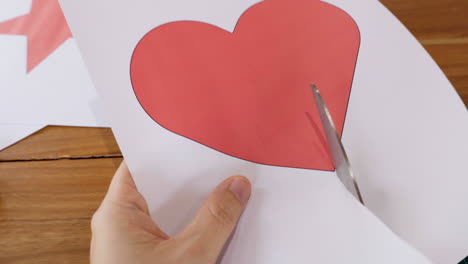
[1,1,467,263]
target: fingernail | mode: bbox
[228,177,251,203]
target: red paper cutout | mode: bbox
[0,0,72,73]
[130,0,360,171]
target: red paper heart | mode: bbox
[130,0,360,170]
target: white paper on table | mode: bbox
[0,123,45,151]
[59,0,468,263]
[0,0,106,127]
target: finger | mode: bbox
[95,161,170,240]
[108,161,137,194]
[103,161,150,215]
[177,176,251,261]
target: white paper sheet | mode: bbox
[0,0,106,127]
[0,123,45,151]
[60,0,468,263]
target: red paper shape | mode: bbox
[0,0,72,73]
[130,0,360,171]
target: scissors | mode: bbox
[310,84,364,205]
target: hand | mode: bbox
[90,161,252,264]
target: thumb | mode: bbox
[177,176,251,261]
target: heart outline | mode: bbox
[130,0,361,171]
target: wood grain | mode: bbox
[0,158,121,264]
[381,0,468,42]
[0,219,91,264]
[0,126,121,161]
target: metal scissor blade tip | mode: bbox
[310,83,319,93]
[309,83,365,205]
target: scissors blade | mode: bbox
[310,84,364,204]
